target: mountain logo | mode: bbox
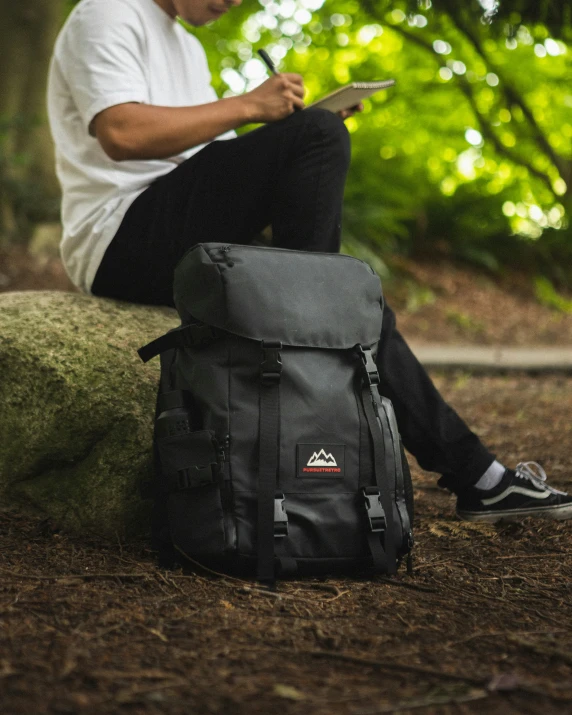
[298,444,345,477]
[306,449,338,467]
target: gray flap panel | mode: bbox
[173,243,383,349]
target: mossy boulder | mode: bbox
[0,291,179,537]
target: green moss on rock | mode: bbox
[0,291,179,537]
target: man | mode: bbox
[47,0,572,522]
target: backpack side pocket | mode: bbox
[156,426,227,561]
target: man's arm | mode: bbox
[93,73,305,161]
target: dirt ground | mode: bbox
[1,249,572,714]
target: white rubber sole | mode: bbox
[457,502,572,523]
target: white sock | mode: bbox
[474,460,506,491]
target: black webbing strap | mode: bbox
[165,465,218,493]
[363,487,389,573]
[138,323,223,363]
[358,385,373,490]
[257,342,283,585]
[367,532,388,572]
[357,346,397,575]
[274,494,297,577]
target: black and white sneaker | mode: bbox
[457,462,572,523]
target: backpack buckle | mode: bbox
[362,487,386,532]
[274,493,289,537]
[356,346,380,386]
[176,465,216,490]
[260,341,283,384]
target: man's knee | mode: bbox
[299,107,350,167]
[305,106,349,139]
[304,105,348,131]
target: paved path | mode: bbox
[410,345,572,372]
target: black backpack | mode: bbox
[139,243,414,583]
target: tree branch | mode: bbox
[456,80,556,193]
[441,0,568,179]
[385,22,557,193]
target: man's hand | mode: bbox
[337,102,364,121]
[240,74,305,123]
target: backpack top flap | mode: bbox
[173,243,383,349]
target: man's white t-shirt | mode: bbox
[47,0,234,294]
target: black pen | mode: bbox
[258,48,303,111]
[257,49,279,76]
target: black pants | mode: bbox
[92,108,494,491]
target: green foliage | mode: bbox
[0,118,60,242]
[534,276,572,312]
[446,309,486,335]
[403,281,437,313]
[189,0,572,282]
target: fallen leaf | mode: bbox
[273,684,306,701]
[487,673,520,692]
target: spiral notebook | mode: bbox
[308,80,395,113]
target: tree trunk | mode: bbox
[0,0,66,244]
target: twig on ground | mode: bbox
[308,583,343,596]
[239,585,349,605]
[449,558,489,574]
[156,571,185,595]
[322,589,351,602]
[411,559,454,571]
[442,629,567,650]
